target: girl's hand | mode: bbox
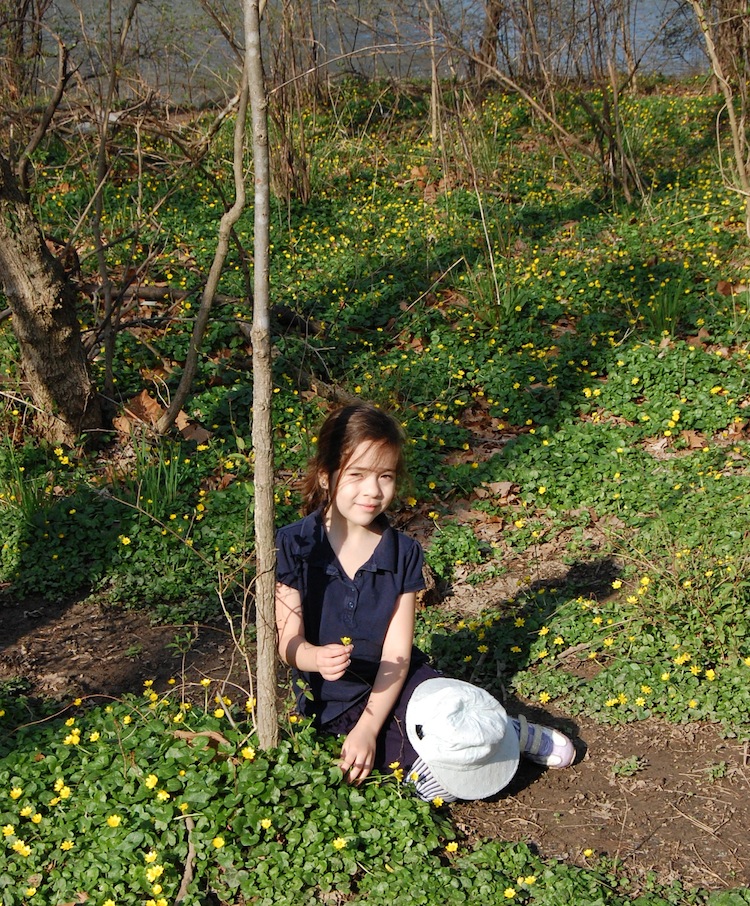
[315,643,352,681]
[339,724,377,784]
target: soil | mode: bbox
[1,580,749,896]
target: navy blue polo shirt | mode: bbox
[276,510,426,725]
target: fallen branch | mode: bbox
[175,815,196,903]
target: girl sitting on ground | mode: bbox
[275,402,575,801]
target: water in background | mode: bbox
[50,0,705,104]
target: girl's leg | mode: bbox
[376,661,442,770]
[320,659,441,773]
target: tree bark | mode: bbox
[245,0,279,751]
[0,152,102,445]
[475,0,505,87]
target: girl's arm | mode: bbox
[275,581,352,680]
[338,590,416,785]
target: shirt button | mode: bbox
[347,601,355,609]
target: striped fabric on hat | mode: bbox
[406,756,457,803]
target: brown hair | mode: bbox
[302,403,406,514]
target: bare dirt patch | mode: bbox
[1,590,749,894]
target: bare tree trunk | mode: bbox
[690,0,750,239]
[245,0,279,752]
[156,85,250,433]
[475,0,504,88]
[0,152,102,444]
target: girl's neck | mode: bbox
[323,511,383,579]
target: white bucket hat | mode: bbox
[406,678,520,800]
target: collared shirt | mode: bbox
[276,509,425,724]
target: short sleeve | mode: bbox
[275,525,303,590]
[400,535,425,594]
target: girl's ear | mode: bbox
[318,471,329,491]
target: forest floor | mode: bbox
[1,569,749,895]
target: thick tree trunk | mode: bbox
[0,152,102,444]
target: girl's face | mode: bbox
[323,440,398,529]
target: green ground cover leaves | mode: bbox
[1,78,750,902]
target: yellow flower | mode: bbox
[24,888,37,897]
[144,850,158,863]
[213,708,225,718]
[106,815,122,828]
[30,813,42,824]
[260,818,272,830]
[340,636,352,645]
[9,787,22,800]
[60,839,74,851]
[103,900,116,906]
[538,625,549,636]
[523,876,537,885]
[156,790,170,802]
[445,841,458,853]
[241,746,256,761]
[583,848,594,857]
[661,672,670,682]
[200,678,211,687]
[144,774,158,790]
[611,579,622,589]
[59,785,71,799]
[705,669,716,681]
[538,692,551,704]
[12,840,31,856]
[146,865,164,882]
[332,837,347,850]
[432,797,444,807]
[504,888,516,898]
[89,731,100,742]
[2,824,14,836]
[212,837,225,849]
